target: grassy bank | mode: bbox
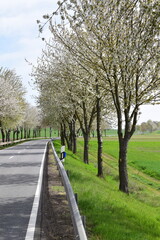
[54,137,160,240]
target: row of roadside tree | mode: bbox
[0,67,41,142]
[32,0,160,193]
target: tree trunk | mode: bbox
[5,130,8,142]
[1,129,5,142]
[63,123,70,149]
[96,79,103,177]
[118,139,129,194]
[50,127,52,138]
[60,124,65,146]
[76,102,96,164]
[83,133,89,164]
[6,130,11,142]
[105,129,107,137]
[8,130,11,141]
[20,128,23,139]
[68,122,73,151]
[33,129,35,138]
[64,134,70,150]
[72,119,77,154]
[27,129,30,138]
[24,128,27,139]
[13,130,16,141]
[96,96,103,177]
[16,128,19,140]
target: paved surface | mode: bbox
[0,139,48,240]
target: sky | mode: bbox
[0,0,160,125]
[0,0,56,103]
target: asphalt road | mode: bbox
[0,139,48,240]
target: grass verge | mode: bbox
[54,139,160,240]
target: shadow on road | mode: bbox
[0,197,33,240]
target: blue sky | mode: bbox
[0,0,159,124]
[0,0,56,104]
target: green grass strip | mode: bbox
[54,140,160,240]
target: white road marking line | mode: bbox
[25,141,48,240]
[9,156,14,159]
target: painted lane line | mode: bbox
[9,156,14,159]
[25,141,48,240]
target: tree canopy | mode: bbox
[0,68,26,129]
[34,0,160,193]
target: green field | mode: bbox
[54,135,160,240]
[101,135,160,181]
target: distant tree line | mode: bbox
[137,120,160,133]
